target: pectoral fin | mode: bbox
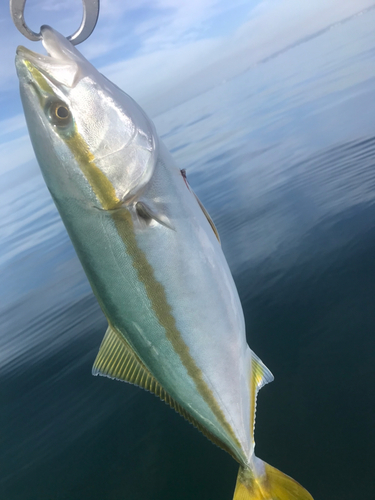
[135,201,175,231]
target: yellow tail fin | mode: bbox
[233,458,313,500]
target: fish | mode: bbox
[15,26,313,500]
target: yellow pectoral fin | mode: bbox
[92,325,234,456]
[233,461,314,500]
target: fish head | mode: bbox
[16,26,157,210]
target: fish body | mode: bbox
[15,26,313,499]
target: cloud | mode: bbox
[234,0,374,51]
[99,0,375,115]
[1,0,374,140]
[100,36,223,115]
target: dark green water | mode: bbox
[1,9,375,500]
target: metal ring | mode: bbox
[10,0,100,45]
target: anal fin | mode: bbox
[93,325,234,456]
[92,325,157,391]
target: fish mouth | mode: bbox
[15,26,86,88]
[16,45,49,67]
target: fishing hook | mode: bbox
[10,0,100,45]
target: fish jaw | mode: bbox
[15,26,158,209]
[16,25,94,88]
[16,46,79,91]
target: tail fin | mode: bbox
[238,352,313,498]
[233,458,313,500]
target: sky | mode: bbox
[0,0,374,175]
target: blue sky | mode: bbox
[0,0,374,175]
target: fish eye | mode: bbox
[48,101,72,126]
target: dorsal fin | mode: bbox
[180,169,220,243]
[249,350,274,445]
[193,193,221,243]
[93,325,235,458]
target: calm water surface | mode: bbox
[1,9,375,500]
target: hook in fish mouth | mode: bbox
[15,26,94,88]
[16,47,78,89]
[10,0,99,45]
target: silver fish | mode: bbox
[15,26,313,500]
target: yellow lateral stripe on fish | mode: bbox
[112,208,240,448]
[16,25,314,500]
[65,130,120,210]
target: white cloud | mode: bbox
[99,0,375,115]
[134,0,220,50]
[234,0,374,50]
[100,36,223,114]
[1,0,374,138]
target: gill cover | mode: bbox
[16,26,158,206]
